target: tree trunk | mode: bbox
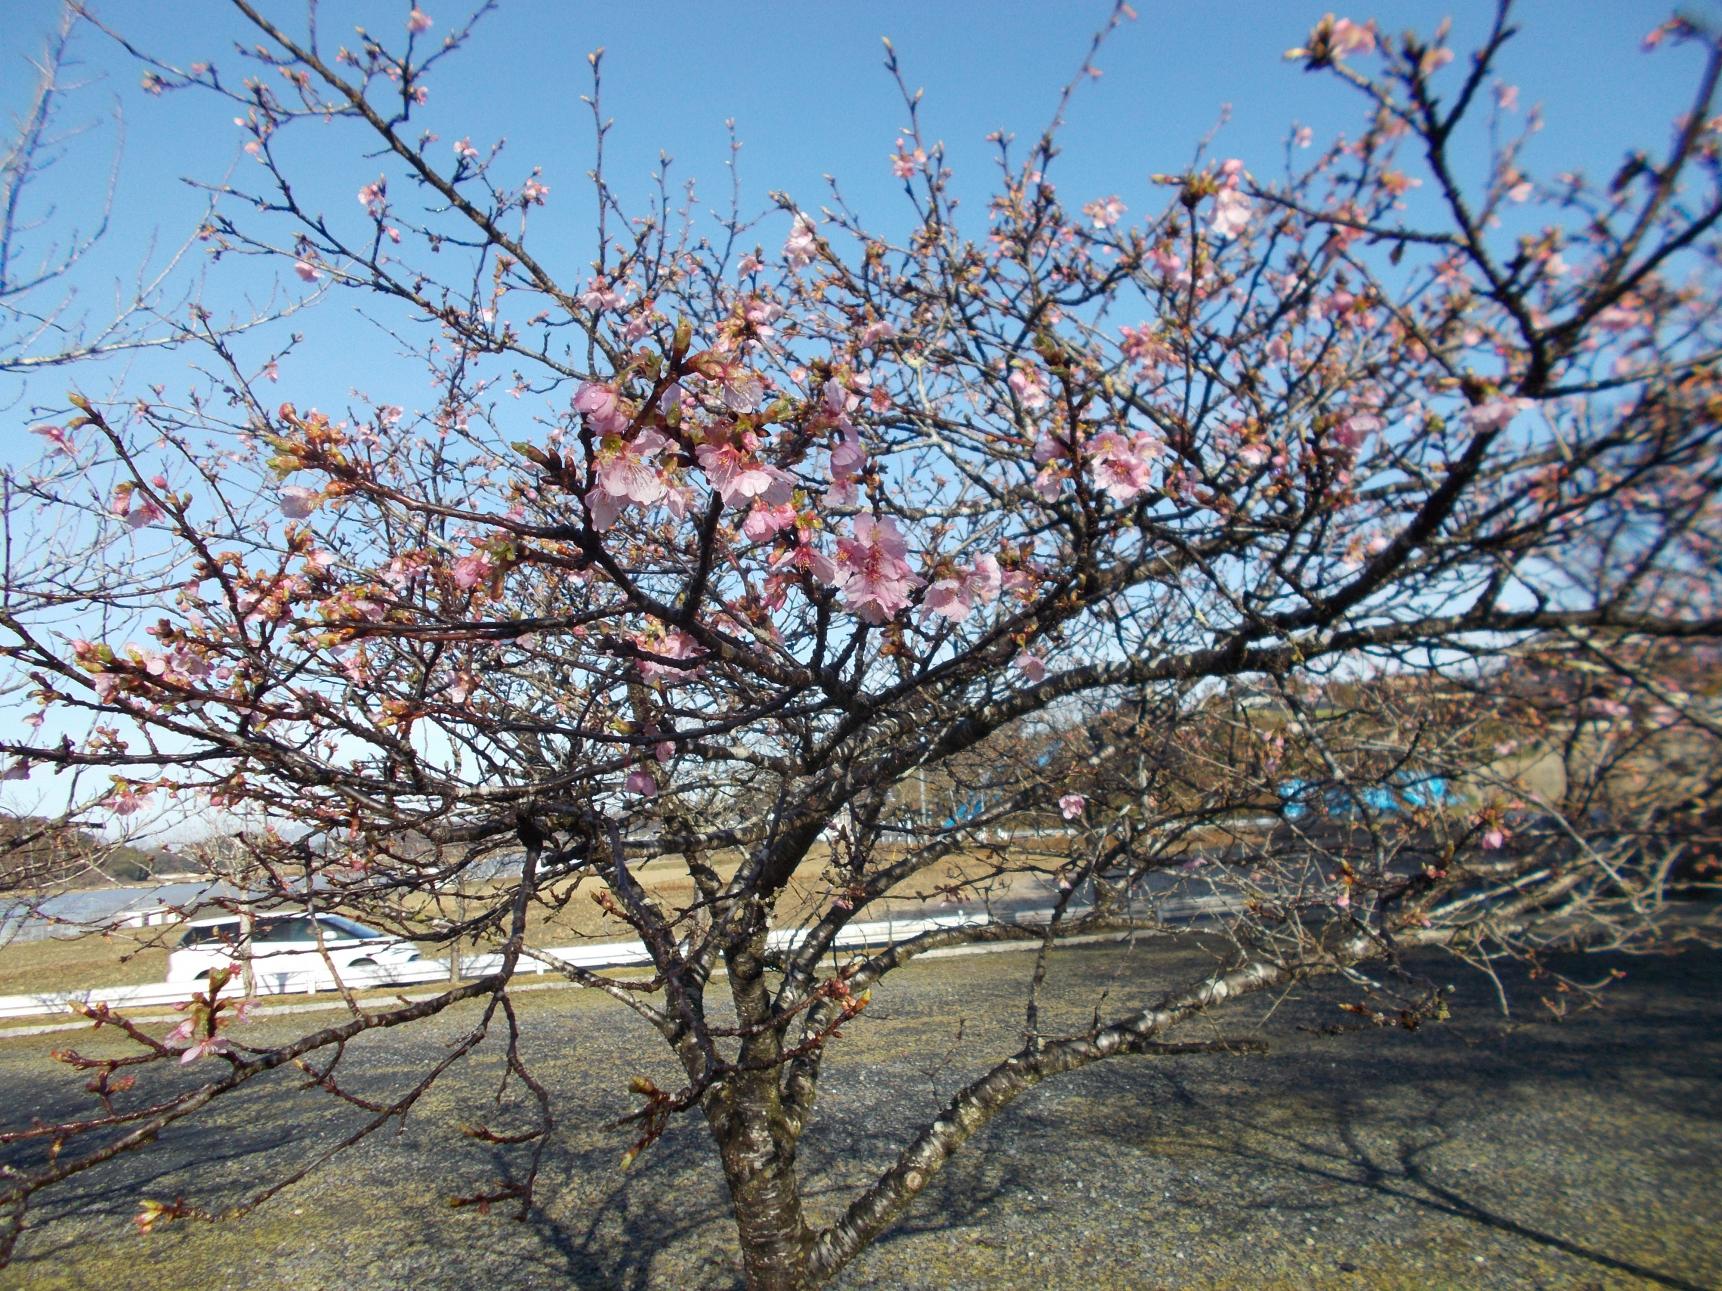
[714,1071,815,1291]
[703,903,818,1290]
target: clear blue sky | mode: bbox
[3,0,1717,434]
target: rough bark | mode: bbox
[714,907,816,1290]
[717,1073,816,1291]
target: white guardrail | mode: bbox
[0,899,1237,1022]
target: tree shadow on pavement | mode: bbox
[1063,944,1722,1291]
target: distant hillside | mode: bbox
[1,815,194,890]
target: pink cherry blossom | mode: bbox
[407,8,433,33]
[1083,195,1126,229]
[1148,246,1184,278]
[357,178,387,212]
[822,377,858,418]
[1466,397,1530,433]
[860,319,895,348]
[712,363,765,413]
[784,213,818,268]
[696,438,782,509]
[1420,47,1455,74]
[108,785,147,816]
[520,175,549,206]
[655,379,686,417]
[634,628,705,684]
[579,277,627,311]
[1013,651,1047,683]
[1329,18,1376,57]
[30,424,73,454]
[1000,568,1036,600]
[1332,411,1384,451]
[742,295,783,335]
[1237,442,1270,469]
[1059,793,1086,820]
[742,501,799,542]
[921,578,967,620]
[1119,325,1172,369]
[280,485,321,519]
[1033,430,1070,466]
[834,514,922,624]
[924,554,1002,623]
[768,531,839,590]
[383,552,432,589]
[450,552,495,590]
[1033,464,1066,499]
[573,381,632,436]
[178,1033,232,1064]
[965,554,1001,601]
[588,428,671,530]
[294,259,319,282]
[1088,430,1161,501]
[125,496,165,530]
[829,426,866,491]
[1594,302,1646,332]
[891,138,928,179]
[1008,366,1050,411]
[624,767,658,797]
[1211,185,1252,239]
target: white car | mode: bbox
[168,912,427,992]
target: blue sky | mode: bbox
[2,1,1717,835]
[3,1,1717,437]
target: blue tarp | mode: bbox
[1278,773,1455,821]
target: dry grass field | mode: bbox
[0,842,1071,1002]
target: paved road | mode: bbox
[2,935,1718,1290]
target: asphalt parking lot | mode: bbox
[2,934,1718,1290]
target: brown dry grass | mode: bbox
[0,928,172,996]
[0,842,1072,999]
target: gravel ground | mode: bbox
[1,933,1717,1291]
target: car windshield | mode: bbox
[253,917,318,943]
[317,915,383,939]
[177,921,240,948]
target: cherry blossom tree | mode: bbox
[2,4,1720,1287]
[1,0,314,925]
[1,1,311,380]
